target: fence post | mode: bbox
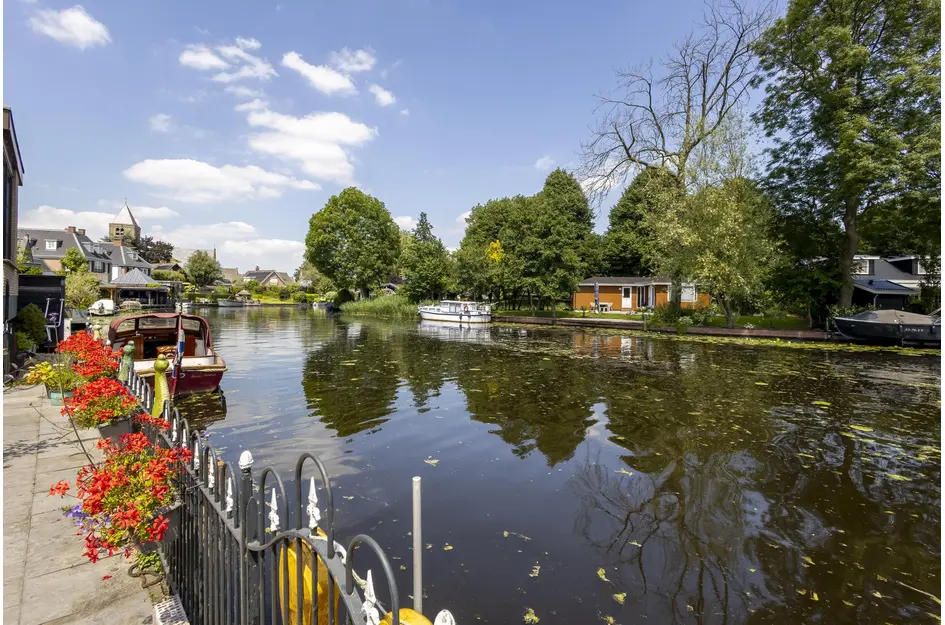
[239,451,259,625]
[152,355,170,418]
[118,342,134,383]
[412,476,422,615]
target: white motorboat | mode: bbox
[176,301,195,312]
[88,299,116,316]
[418,300,491,323]
[216,298,245,308]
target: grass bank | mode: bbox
[340,294,418,319]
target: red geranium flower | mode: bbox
[49,480,70,497]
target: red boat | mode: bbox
[106,312,227,397]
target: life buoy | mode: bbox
[463,304,469,313]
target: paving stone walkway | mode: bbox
[3,385,153,625]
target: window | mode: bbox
[622,287,632,299]
[852,259,874,274]
[681,285,697,303]
[917,261,926,275]
[45,240,57,251]
[269,278,278,286]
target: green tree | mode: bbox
[65,272,102,308]
[16,247,42,275]
[151,269,186,282]
[60,248,89,274]
[15,304,48,346]
[185,250,223,287]
[521,195,584,319]
[305,188,401,298]
[539,168,593,233]
[245,279,260,293]
[136,236,174,264]
[601,167,677,276]
[754,0,940,306]
[400,213,452,302]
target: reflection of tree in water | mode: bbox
[455,352,601,466]
[396,330,452,409]
[175,389,228,431]
[300,321,400,437]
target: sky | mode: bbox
[4,0,722,273]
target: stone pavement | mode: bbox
[3,385,153,625]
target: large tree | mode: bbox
[304,187,401,298]
[580,0,771,308]
[601,166,677,276]
[65,272,101,308]
[754,0,940,306]
[136,236,174,264]
[400,213,453,302]
[60,248,89,274]
[185,250,223,287]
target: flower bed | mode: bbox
[49,424,189,567]
[63,377,138,429]
[57,331,120,380]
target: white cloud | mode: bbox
[213,43,277,82]
[29,5,110,49]
[149,220,304,271]
[282,51,356,95]
[149,113,172,133]
[400,109,410,116]
[123,158,319,204]
[394,216,417,230]
[19,206,115,239]
[235,98,268,112]
[457,210,471,225]
[179,44,228,70]
[225,85,263,99]
[328,47,376,73]
[368,84,396,106]
[96,200,180,221]
[243,105,377,184]
[235,36,261,50]
[534,155,555,172]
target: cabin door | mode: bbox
[637,286,650,309]
[621,287,633,310]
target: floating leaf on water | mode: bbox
[615,468,633,477]
[885,473,910,482]
[749,568,757,573]
[802,556,815,566]
[503,531,510,537]
[597,568,610,582]
[529,565,540,578]
[850,425,874,432]
[425,543,432,550]
[812,592,819,601]
[443,544,453,551]
[872,591,883,598]
[843,600,855,607]
[797,453,816,459]
[523,608,539,624]
[424,458,440,466]
[796,589,807,595]
[812,400,831,406]
[343,495,354,500]
[755,382,768,386]
[468,368,481,371]
[613,593,626,605]
[876,574,887,582]
[400,565,407,570]
[630,541,642,547]
[601,617,616,625]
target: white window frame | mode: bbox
[45,240,57,251]
[681,285,697,303]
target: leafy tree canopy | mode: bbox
[60,248,89,274]
[400,212,453,302]
[185,250,223,287]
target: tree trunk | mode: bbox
[838,198,860,307]
[670,276,683,313]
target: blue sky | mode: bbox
[6,0,716,272]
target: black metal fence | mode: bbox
[124,366,435,625]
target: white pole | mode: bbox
[412,476,422,614]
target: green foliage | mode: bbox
[15,331,37,352]
[291,290,308,303]
[294,261,321,284]
[17,247,42,275]
[649,303,682,325]
[339,293,418,319]
[601,167,678,276]
[60,248,89,274]
[136,236,174,264]
[15,304,48,345]
[401,212,452,302]
[214,285,232,296]
[305,187,401,296]
[185,250,223,287]
[151,269,186,282]
[754,0,941,306]
[65,272,101,309]
[245,279,260,293]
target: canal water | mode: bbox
[178,306,941,624]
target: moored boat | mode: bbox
[120,300,143,312]
[88,299,116,316]
[832,309,940,345]
[216,298,244,307]
[418,300,491,323]
[106,312,227,397]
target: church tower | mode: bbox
[109,201,141,244]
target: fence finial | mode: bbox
[193,440,201,471]
[362,570,380,625]
[238,450,254,470]
[207,458,215,490]
[118,343,134,382]
[152,355,170,418]
[225,476,234,513]
[268,489,280,532]
[171,415,178,443]
[306,476,320,530]
[434,611,457,625]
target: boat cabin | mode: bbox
[106,313,218,373]
[439,301,487,313]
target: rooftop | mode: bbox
[112,202,140,228]
[853,279,918,294]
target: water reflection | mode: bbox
[179,309,940,624]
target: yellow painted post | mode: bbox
[118,342,134,383]
[152,354,170,418]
